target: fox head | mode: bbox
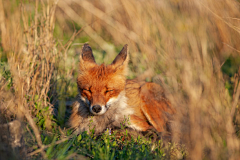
[77,44,129,116]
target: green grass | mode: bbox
[27,123,185,160]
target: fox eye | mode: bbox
[83,88,91,92]
[105,89,114,93]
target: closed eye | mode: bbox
[83,88,91,92]
[106,89,114,93]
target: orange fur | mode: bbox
[69,44,175,134]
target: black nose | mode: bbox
[92,105,102,113]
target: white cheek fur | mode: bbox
[106,97,118,108]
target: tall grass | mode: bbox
[0,0,59,158]
[0,0,240,159]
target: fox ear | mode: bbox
[111,44,129,71]
[80,44,96,63]
[79,44,96,70]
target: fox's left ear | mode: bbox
[111,44,129,74]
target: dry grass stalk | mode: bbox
[231,68,240,117]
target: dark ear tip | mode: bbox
[121,44,128,54]
[81,43,96,63]
[82,43,92,52]
[123,44,128,50]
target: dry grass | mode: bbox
[0,0,240,159]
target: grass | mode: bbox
[0,0,240,159]
[29,130,182,160]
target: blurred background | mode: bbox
[0,0,240,159]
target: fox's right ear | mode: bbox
[79,44,96,70]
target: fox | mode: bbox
[69,44,175,135]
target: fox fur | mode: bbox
[69,44,175,135]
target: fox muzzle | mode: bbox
[90,104,107,115]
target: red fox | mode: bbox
[69,44,175,135]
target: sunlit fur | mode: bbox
[69,44,175,135]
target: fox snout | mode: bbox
[92,105,101,113]
[90,104,107,116]
[88,93,108,115]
